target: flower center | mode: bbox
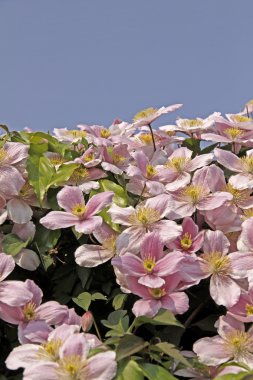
[226,330,253,361]
[143,255,156,273]
[100,128,111,138]
[180,232,192,250]
[19,181,34,198]
[246,304,253,316]
[67,130,87,139]
[83,153,95,162]
[102,235,117,253]
[148,287,166,299]
[146,164,157,179]
[58,354,87,380]
[224,183,250,204]
[38,339,63,361]
[225,127,244,139]
[232,115,252,123]
[22,301,36,322]
[180,119,204,129]
[182,185,206,204]
[138,133,154,144]
[201,251,231,276]
[0,148,9,164]
[165,157,189,172]
[71,203,86,217]
[243,208,253,219]
[111,152,126,164]
[133,107,157,122]
[69,167,89,183]
[129,206,161,227]
[241,156,253,173]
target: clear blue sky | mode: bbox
[1,0,253,132]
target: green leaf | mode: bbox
[100,179,128,207]
[27,154,55,203]
[201,142,218,154]
[72,292,92,311]
[91,292,107,301]
[214,372,253,380]
[134,309,184,329]
[115,359,144,380]
[0,124,9,133]
[182,138,200,156]
[116,335,149,361]
[137,363,177,380]
[33,225,61,254]
[113,293,128,310]
[49,163,79,187]
[101,310,129,337]
[2,234,28,256]
[152,342,191,367]
[76,266,90,288]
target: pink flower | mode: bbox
[228,287,253,323]
[167,217,204,254]
[193,314,253,368]
[127,273,189,317]
[108,194,182,253]
[75,222,119,267]
[40,186,114,234]
[132,104,183,128]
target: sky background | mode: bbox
[1,0,253,132]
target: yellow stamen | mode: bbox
[246,304,253,316]
[165,157,190,172]
[128,207,161,227]
[38,339,63,361]
[58,354,87,379]
[111,152,126,164]
[22,302,36,322]
[223,183,250,204]
[143,255,156,273]
[146,164,157,179]
[100,128,111,138]
[201,251,231,276]
[102,235,117,253]
[133,107,157,122]
[148,287,166,299]
[19,182,34,198]
[243,208,253,219]
[67,130,87,139]
[69,167,89,183]
[71,203,86,217]
[49,153,65,166]
[180,119,204,129]
[181,185,206,204]
[225,127,244,139]
[241,156,253,173]
[233,115,252,123]
[226,330,253,361]
[138,133,154,145]
[0,148,9,163]
[180,233,192,250]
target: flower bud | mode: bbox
[81,311,93,332]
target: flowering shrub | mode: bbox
[1,99,253,379]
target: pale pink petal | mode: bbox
[161,292,189,314]
[12,221,36,241]
[116,226,144,253]
[229,251,253,278]
[57,185,84,211]
[7,198,33,223]
[0,303,23,324]
[0,252,15,280]
[75,216,103,234]
[25,279,43,306]
[214,148,243,172]
[48,324,80,342]
[193,336,231,366]
[237,218,253,251]
[0,166,25,196]
[75,245,113,267]
[4,142,29,164]
[107,204,135,226]
[153,220,182,244]
[40,211,78,229]
[144,194,174,218]
[138,274,165,288]
[197,192,232,210]
[36,301,68,325]
[210,275,241,308]
[86,351,117,380]
[203,230,230,254]
[18,320,52,344]
[192,164,226,192]
[201,133,231,143]
[93,222,116,244]
[5,344,40,370]
[182,217,199,237]
[140,231,164,261]
[14,249,40,271]
[169,147,192,160]
[23,363,59,380]
[0,280,33,306]
[85,191,114,217]
[131,150,149,174]
[186,153,213,171]
[165,172,191,192]
[112,254,145,276]
[229,173,253,189]
[145,180,165,195]
[59,333,89,359]
[132,299,161,317]
[78,181,100,194]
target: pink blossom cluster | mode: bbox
[2,100,253,377]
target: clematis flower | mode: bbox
[75,222,119,267]
[101,144,130,175]
[6,325,117,380]
[127,273,189,317]
[193,314,253,368]
[228,286,253,323]
[199,230,253,308]
[108,194,182,253]
[167,217,204,254]
[174,113,217,137]
[40,186,114,234]
[131,104,183,128]
[215,147,253,189]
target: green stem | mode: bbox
[148,123,156,152]
[93,318,102,341]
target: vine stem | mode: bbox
[93,318,102,341]
[148,123,156,152]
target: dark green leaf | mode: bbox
[72,292,92,311]
[2,234,28,256]
[152,342,191,367]
[116,335,148,361]
[134,309,184,329]
[137,363,177,380]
